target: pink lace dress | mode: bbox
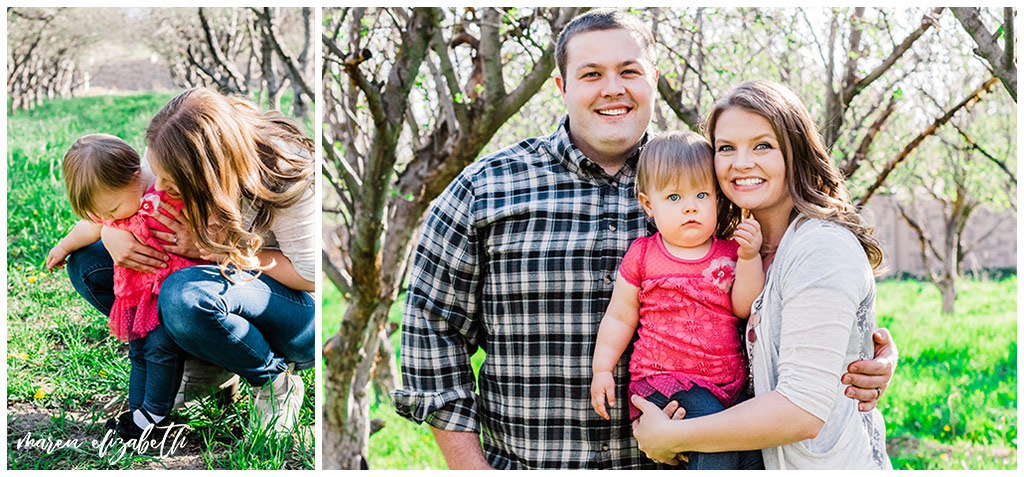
[619,233,748,420]
[93,187,206,341]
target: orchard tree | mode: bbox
[649,7,946,184]
[6,8,108,112]
[321,7,582,468]
[140,7,313,117]
[887,92,1016,313]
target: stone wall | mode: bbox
[862,194,1016,278]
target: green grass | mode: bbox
[323,277,1017,469]
[7,93,314,469]
[877,277,1017,469]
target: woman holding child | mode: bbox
[53,88,314,438]
[630,80,891,469]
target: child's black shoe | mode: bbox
[114,409,157,441]
[105,411,130,432]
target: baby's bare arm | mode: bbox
[591,274,642,419]
[46,220,102,270]
[731,219,765,318]
[593,274,642,374]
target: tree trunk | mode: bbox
[937,278,957,314]
[371,324,400,406]
[323,296,392,469]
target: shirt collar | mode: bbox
[549,115,648,185]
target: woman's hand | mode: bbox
[842,328,898,411]
[631,395,686,466]
[149,202,203,259]
[101,227,168,273]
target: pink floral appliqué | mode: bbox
[139,193,160,216]
[702,256,736,291]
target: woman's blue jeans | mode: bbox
[157,264,315,386]
[67,241,183,417]
[68,241,314,396]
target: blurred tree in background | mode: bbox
[7,8,111,112]
[6,7,314,118]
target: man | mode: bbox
[393,9,896,469]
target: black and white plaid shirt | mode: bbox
[393,118,664,469]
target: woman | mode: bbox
[67,87,315,433]
[630,80,891,469]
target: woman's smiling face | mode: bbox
[713,107,792,221]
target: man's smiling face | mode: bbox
[555,28,657,164]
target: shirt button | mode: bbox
[608,223,617,231]
[604,275,612,285]
[582,160,593,168]
[602,443,610,452]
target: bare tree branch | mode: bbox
[844,8,943,103]
[842,93,897,178]
[198,7,248,94]
[857,76,1000,206]
[952,7,1017,101]
[951,122,1016,184]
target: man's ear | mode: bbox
[555,75,566,95]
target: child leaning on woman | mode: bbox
[46,134,201,440]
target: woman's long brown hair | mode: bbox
[145,87,314,277]
[705,80,884,272]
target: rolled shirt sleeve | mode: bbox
[392,174,484,432]
[773,224,871,421]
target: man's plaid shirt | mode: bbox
[393,118,663,469]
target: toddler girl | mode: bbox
[590,131,764,469]
[46,134,204,440]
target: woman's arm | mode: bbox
[590,274,641,420]
[632,390,823,462]
[101,225,168,272]
[256,248,314,292]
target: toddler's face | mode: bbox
[639,179,718,250]
[91,173,145,221]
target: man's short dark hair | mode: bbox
[555,8,656,80]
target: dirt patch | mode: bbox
[8,401,207,470]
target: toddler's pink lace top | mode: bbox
[619,233,748,409]
[94,188,206,341]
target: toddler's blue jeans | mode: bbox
[645,386,765,470]
[67,241,182,417]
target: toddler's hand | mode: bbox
[590,371,617,420]
[734,218,763,260]
[45,243,70,271]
